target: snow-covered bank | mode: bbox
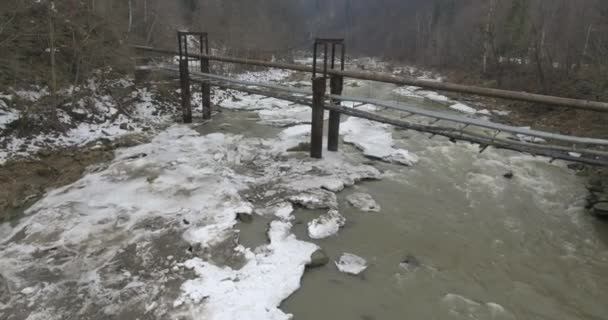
[0,121,381,319]
[0,79,178,165]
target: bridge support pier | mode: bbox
[311,77,326,159]
[201,58,211,120]
[199,34,212,120]
[178,59,192,123]
[328,74,343,152]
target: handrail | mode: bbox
[133,45,608,113]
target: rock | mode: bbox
[335,253,368,275]
[503,171,514,179]
[592,202,608,218]
[587,176,605,193]
[589,176,603,187]
[113,134,147,148]
[287,142,310,153]
[588,184,604,193]
[586,193,598,209]
[236,212,253,223]
[125,153,147,160]
[346,193,381,212]
[119,123,129,130]
[399,254,421,272]
[306,249,329,269]
[35,167,55,178]
[289,190,338,210]
[567,163,586,171]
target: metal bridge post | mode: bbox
[315,38,345,153]
[311,77,326,159]
[178,32,193,123]
[328,75,343,151]
[200,33,212,120]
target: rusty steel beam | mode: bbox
[133,45,608,113]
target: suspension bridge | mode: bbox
[133,32,608,166]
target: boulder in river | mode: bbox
[592,202,608,219]
[346,193,381,212]
[307,249,329,269]
[399,254,421,272]
[236,212,253,223]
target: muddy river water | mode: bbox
[237,80,608,320]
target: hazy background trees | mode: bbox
[2,0,607,100]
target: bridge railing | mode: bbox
[132,37,608,166]
[133,45,608,113]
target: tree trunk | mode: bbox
[48,5,56,96]
[483,0,496,74]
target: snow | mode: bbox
[392,86,423,99]
[342,101,378,112]
[14,87,49,102]
[176,221,318,320]
[258,105,315,127]
[0,79,176,164]
[393,86,450,103]
[346,192,381,212]
[0,121,382,318]
[335,253,368,275]
[307,210,346,239]
[340,117,419,166]
[236,68,292,83]
[449,103,478,114]
[516,129,547,143]
[0,100,19,131]
[216,91,323,127]
[419,91,450,103]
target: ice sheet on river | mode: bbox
[341,117,419,166]
[0,125,381,320]
[307,210,346,239]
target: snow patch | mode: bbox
[236,68,292,83]
[335,253,368,275]
[176,221,317,320]
[0,124,382,319]
[307,210,346,239]
[449,103,478,114]
[341,117,419,166]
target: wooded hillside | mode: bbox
[2,0,607,99]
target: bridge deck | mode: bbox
[154,65,608,166]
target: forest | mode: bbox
[1,0,607,99]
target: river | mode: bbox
[0,69,606,320]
